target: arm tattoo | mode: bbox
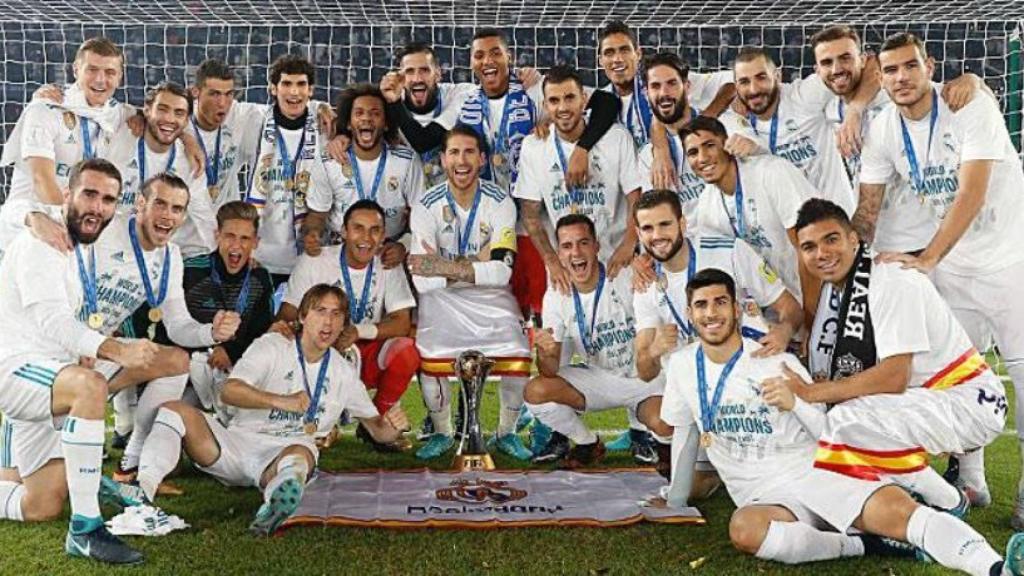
[851,184,884,244]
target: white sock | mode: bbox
[497,376,527,436]
[957,449,988,491]
[263,454,308,503]
[122,374,188,470]
[625,404,646,432]
[420,376,452,436]
[755,520,864,564]
[112,388,137,436]
[0,481,24,521]
[137,407,186,502]
[882,467,961,510]
[61,416,105,520]
[525,401,596,445]
[905,505,1002,576]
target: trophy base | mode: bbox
[453,453,495,472]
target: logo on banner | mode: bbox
[435,478,527,505]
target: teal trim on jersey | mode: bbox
[120,317,137,339]
[1,418,11,468]
[184,254,212,269]
[13,366,56,388]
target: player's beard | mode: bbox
[66,204,111,245]
[742,84,780,116]
[405,85,438,114]
[648,232,685,263]
[697,312,739,346]
[652,96,686,125]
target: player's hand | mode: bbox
[534,327,559,357]
[565,146,590,189]
[531,116,551,139]
[207,345,233,372]
[115,339,161,370]
[752,325,793,358]
[383,404,410,433]
[542,254,572,295]
[518,66,541,90]
[277,390,311,415]
[875,251,937,274]
[268,319,297,340]
[630,253,657,292]
[607,241,635,280]
[836,104,864,159]
[778,363,815,403]
[317,102,337,139]
[761,376,796,411]
[316,426,340,450]
[327,134,352,166]
[380,241,407,269]
[730,98,750,117]
[179,130,206,178]
[725,134,762,158]
[942,73,979,112]
[127,112,146,138]
[380,72,405,104]
[650,142,678,190]
[26,211,72,253]
[32,83,63,103]
[334,324,359,350]
[78,356,96,369]
[211,310,242,343]
[650,324,680,358]
[302,229,322,257]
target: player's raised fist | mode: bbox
[651,324,679,357]
[212,310,242,343]
[380,72,404,103]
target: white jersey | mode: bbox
[0,231,106,365]
[469,83,543,196]
[401,82,476,189]
[695,155,811,298]
[514,124,641,262]
[190,101,268,213]
[810,261,1002,391]
[543,267,638,378]
[224,333,377,437]
[106,134,215,259]
[721,75,855,215]
[634,235,786,343]
[283,246,416,324]
[860,84,1024,275]
[306,144,424,242]
[91,215,214,347]
[661,338,821,507]
[637,127,709,232]
[410,180,518,269]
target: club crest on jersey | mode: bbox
[388,176,399,192]
[435,478,527,505]
[943,132,957,153]
[63,111,77,130]
[785,119,799,133]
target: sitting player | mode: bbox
[133,284,409,535]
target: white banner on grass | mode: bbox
[282,469,704,530]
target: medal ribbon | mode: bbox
[347,144,389,201]
[340,247,375,324]
[444,183,483,257]
[665,107,700,174]
[696,343,744,435]
[127,216,171,310]
[748,109,779,155]
[191,117,222,188]
[481,90,513,167]
[718,161,745,238]
[554,134,584,210]
[137,137,177,183]
[621,75,653,143]
[74,243,99,320]
[295,339,330,425]
[209,257,252,315]
[899,88,939,196]
[571,263,606,356]
[80,117,96,160]
[274,124,307,184]
[655,240,696,337]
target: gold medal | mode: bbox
[700,432,713,448]
[304,421,317,436]
[147,323,157,340]
[148,308,163,323]
[284,178,294,190]
[492,153,505,167]
[87,313,104,330]
[656,273,668,292]
[342,163,354,178]
[208,184,220,200]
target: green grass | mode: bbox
[0,377,1020,575]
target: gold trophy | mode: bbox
[452,350,496,472]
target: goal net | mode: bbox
[1,0,1022,196]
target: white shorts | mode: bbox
[0,357,73,477]
[933,260,1024,359]
[751,469,891,533]
[199,413,317,488]
[93,359,123,382]
[559,365,664,412]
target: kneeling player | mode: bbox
[524,214,668,468]
[660,269,1024,574]
[134,284,409,535]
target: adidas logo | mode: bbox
[550,162,561,173]
[284,370,294,381]
[112,251,126,263]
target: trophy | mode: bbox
[452,350,496,472]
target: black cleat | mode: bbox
[531,432,570,464]
[65,523,144,565]
[559,439,607,470]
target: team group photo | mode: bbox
[0,0,1023,573]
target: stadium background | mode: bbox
[1,0,1022,200]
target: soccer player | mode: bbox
[408,125,532,461]
[280,200,419,452]
[0,37,133,257]
[657,267,1024,575]
[682,116,815,307]
[135,284,410,535]
[855,32,1024,519]
[107,81,215,259]
[516,65,642,294]
[166,201,275,412]
[524,214,667,467]
[245,54,345,285]
[305,83,424,267]
[0,159,159,564]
